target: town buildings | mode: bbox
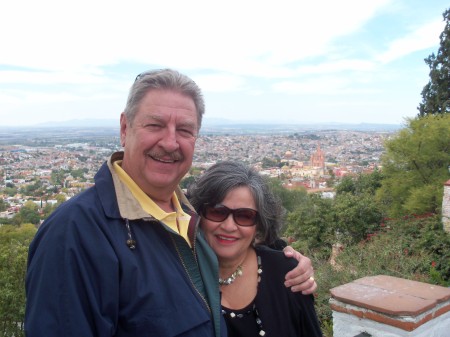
[0,128,392,221]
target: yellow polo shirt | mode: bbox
[113,161,191,246]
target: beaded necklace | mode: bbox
[221,255,265,336]
[219,264,243,286]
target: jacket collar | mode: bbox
[106,151,196,220]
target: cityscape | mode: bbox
[0,124,395,221]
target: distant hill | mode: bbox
[20,118,401,133]
[201,120,401,133]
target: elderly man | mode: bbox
[25,69,316,337]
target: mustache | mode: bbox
[146,151,184,161]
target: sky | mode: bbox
[0,0,448,127]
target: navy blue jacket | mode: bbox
[25,153,226,337]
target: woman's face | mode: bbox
[201,186,257,264]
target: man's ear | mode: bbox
[120,113,127,147]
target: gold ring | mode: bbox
[310,276,315,282]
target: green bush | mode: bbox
[288,213,448,337]
[0,224,36,337]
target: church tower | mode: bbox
[310,144,325,169]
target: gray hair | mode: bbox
[123,68,205,129]
[188,161,284,246]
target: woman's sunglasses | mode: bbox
[202,205,258,227]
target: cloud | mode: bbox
[194,73,247,92]
[377,19,445,63]
[295,60,375,75]
[272,77,348,94]
[0,70,109,85]
[1,0,392,73]
[0,0,446,126]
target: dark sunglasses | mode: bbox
[202,205,258,227]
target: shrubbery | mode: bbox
[0,224,36,337]
[287,213,448,337]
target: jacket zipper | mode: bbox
[170,231,212,314]
[128,215,213,314]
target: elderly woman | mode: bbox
[188,161,322,337]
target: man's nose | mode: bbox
[158,127,180,152]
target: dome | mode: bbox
[284,150,293,158]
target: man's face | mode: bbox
[120,89,198,200]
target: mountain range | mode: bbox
[18,118,402,132]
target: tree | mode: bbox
[42,202,57,219]
[418,9,450,116]
[266,177,308,213]
[3,186,17,197]
[0,199,7,212]
[13,201,40,225]
[20,179,42,195]
[332,193,383,245]
[189,167,203,176]
[0,224,36,337]
[376,114,450,217]
[55,194,67,204]
[335,170,383,196]
[70,168,88,180]
[285,169,384,253]
[285,193,334,255]
[261,157,279,168]
[180,175,196,190]
[51,169,67,185]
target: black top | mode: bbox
[222,246,322,337]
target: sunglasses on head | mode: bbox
[134,71,153,82]
[202,204,258,227]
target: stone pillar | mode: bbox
[330,275,450,337]
[442,180,450,233]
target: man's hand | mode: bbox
[283,246,317,295]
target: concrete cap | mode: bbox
[330,275,450,316]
